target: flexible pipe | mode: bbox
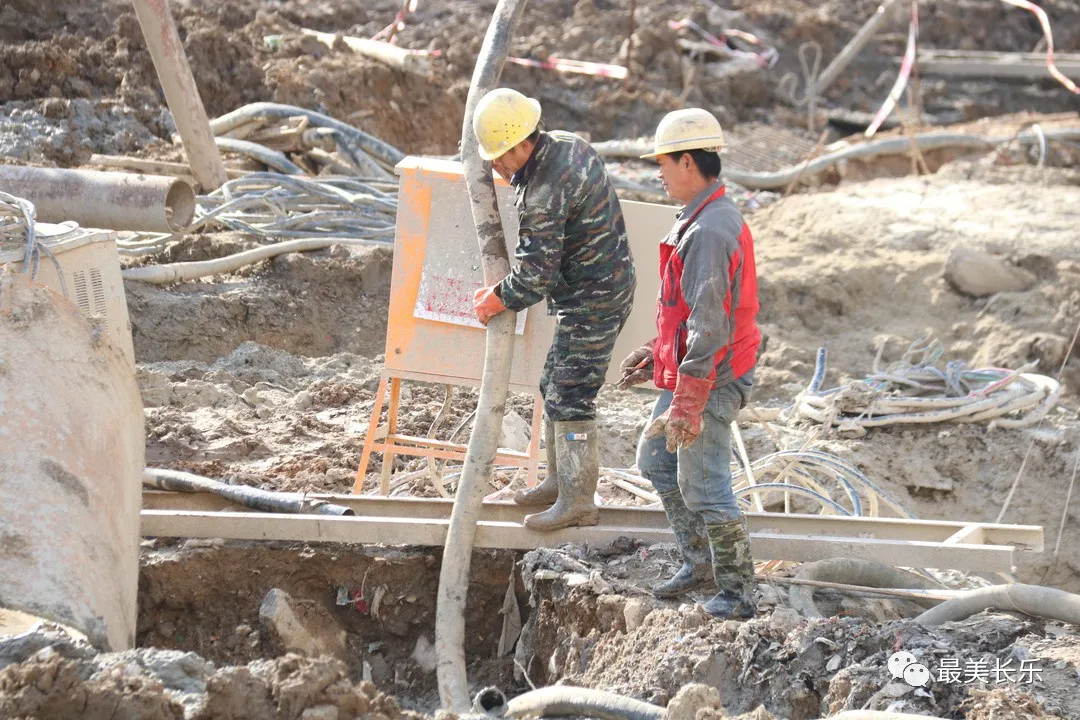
[595,129,1080,189]
[789,559,945,618]
[130,0,228,190]
[121,237,385,284]
[435,0,527,710]
[505,687,665,720]
[828,713,949,720]
[214,137,305,175]
[0,165,195,232]
[209,103,405,169]
[143,468,354,516]
[915,583,1080,626]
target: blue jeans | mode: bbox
[636,372,753,525]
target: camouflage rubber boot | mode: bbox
[514,420,558,506]
[702,517,757,619]
[524,419,600,531]
[653,489,714,599]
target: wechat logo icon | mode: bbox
[888,651,931,687]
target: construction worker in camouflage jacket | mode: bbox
[471,88,636,532]
[621,108,760,620]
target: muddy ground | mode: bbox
[3,0,1080,718]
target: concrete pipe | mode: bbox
[130,0,228,191]
[0,165,195,232]
[0,269,144,650]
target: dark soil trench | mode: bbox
[137,542,527,712]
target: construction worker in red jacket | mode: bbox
[619,108,761,620]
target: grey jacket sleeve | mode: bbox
[498,194,567,311]
[676,221,741,384]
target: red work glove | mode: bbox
[473,285,507,325]
[617,340,656,390]
[645,373,713,452]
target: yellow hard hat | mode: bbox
[473,88,542,161]
[641,108,725,159]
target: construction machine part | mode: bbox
[915,583,1080,627]
[435,0,528,711]
[130,0,227,191]
[143,468,354,516]
[0,165,195,233]
[0,225,136,367]
[505,686,665,720]
[789,558,945,618]
[0,270,144,650]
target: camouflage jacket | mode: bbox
[497,131,636,316]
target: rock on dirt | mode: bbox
[259,589,347,660]
[945,246,1038,298]
[666,683,723,720]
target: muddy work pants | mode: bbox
[635,372,754,524]
[539,306,631,422]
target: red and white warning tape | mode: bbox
[668,18,779,68]
[507,56,628,80]
[865,0,919,138]
[1000,0,1080,94]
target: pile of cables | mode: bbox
[0,191,35,250]
[0,191,66,294]
[190,173,398,242]
[784,338,1060,437]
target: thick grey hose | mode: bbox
[790,559,945,618]
[143,468,354,516]
[506,687,665,720]
[121,237,384,284]
[915,583,1080,626]
[595,129,1080,190]
[435,0,526,711]
[214,137,305,175]
[209,103,405,168]
[828,713,949,720]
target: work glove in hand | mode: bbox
[645,373,713,452]
[473,286,506,325]
[617,340,656,389]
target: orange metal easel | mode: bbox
[352,369,544,495]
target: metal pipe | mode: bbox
[0,165,195,232]
[435,0,527,710]
[815,0,903,95]
[130,0,228,191]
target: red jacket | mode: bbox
[653,183,760,391]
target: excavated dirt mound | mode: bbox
[0,626,426,719]
[3,0,1080,160]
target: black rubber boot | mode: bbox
[652,489,714,598]
[702,517,758,620]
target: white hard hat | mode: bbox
[473,88,542,161]
[641,108,725,159]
